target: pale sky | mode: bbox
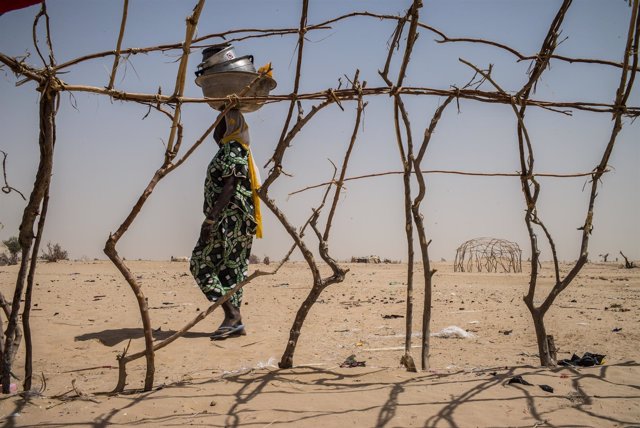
[1,0,638,263]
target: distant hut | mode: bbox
[454,237,522,273]
[351,255,381,264]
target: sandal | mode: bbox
[210,324,246,340]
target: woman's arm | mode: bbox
[206,175,237,222]
[200,175,237,240]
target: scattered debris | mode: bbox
[340,354,365,368]
[566,391,590,405]
[607,303,630,313]
[255,357,278,369]
[559,352,605,367]
[400,354,417,372]
[539,384,554,393]
[612,327,623,332]
[50,379,101,404]
[222,357,277,378]
[507,375,532,386]
[432,326,475,339]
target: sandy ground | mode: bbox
[0,259,638,427]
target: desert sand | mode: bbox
[0,259,638,427]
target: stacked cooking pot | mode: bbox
[195,43,276,113]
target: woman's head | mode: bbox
[213,114,227,144]
[214,109,250,145]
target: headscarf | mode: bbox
[218,110,263,239]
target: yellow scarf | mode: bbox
[220,132,263,239]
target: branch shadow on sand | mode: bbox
[209,361,640,428]
[422,360,640,428]
[3,361,638,428]
[74,327,211,347]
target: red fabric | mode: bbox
[0,0,44,14]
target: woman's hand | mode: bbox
[199,220,216,241]
[201,175,237,243]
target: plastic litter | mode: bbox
[255,357,278,369]
[507,375,532,386]
[340,354,366,368]
[559,352,605,367]
[431,326,476,339]
[222,356,278,377]
[539,384,554,393]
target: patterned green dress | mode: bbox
[190,141,256,308]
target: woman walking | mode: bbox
[190,109,262,340]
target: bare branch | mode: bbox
[265,0,310,169]
[107,0,129,90]
[323,71,366,241]
[287,168,605,197]
[0,150,26,200]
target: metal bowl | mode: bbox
[195,71,277,113]
[195,55,255,77]
[199,44,236,70]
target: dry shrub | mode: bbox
[1,236,20,265]
[41,242,69,263]
[0,253,11,266]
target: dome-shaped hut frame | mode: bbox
[454,238,522,273]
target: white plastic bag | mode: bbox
[431,326,476,339]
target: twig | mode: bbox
[0,150,26,200]
[287,168,606,196]
[323,70,365,241]
[265,0,309,169]
[382,0,423,373]
[69,379,100,403]
[1,68,634,116]
[32,4,46,67]
[165,0,205,159]
[23,180,50,391]
[48,10,639,74]
[107,0,129,90]
[412,94,455,370]
[1,80,58,394]
[105,0,207,393]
